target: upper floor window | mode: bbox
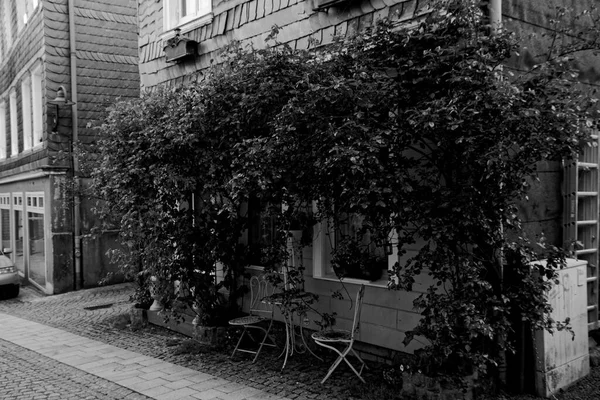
[21,78,32,151]
[0,103,6,159]
[164,0,212,32]
[9,91,18,157]
[2,1,13,50]
[31,64,43,146]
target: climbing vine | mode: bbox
[91,0,599,381]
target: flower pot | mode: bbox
[193,325,228,347]
[148,276,164,311]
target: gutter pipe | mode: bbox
[67,0,82,290]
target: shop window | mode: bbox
[0,195,11,260]
[13,195,23,278]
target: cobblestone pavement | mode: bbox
[0,338,152,400]
[0,284,377,400]
[1,283,598,400]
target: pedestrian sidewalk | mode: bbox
[0,312,290,400]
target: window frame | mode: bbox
[312,216,397,287]
[163,0,213,34]
[0,103,6,159]
[21,77,32,151]
[31,63,43,146]
[9,90,18,157]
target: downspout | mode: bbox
[68,0,82,290]
[489,0,502,34]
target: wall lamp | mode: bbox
[48,86,75,130]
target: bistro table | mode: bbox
[264,290,323,370]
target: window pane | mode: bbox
[31,65,43,145]
[0,103,6,159]
[9,92,18,156]
[14,210,24,278]
[1,209,11,266]
[332,213,387,281]
[28,211,45,287]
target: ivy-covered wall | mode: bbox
[135,0,600,360]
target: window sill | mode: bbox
[313,273,390,288]
[161,13,214,41]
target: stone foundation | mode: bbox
[400,372,475,400]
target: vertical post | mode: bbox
[489,0,502,34]
[67,0,82,289]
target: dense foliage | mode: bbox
[92,0,599,381]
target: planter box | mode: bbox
[147,308,229,347]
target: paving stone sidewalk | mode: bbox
[0,338,153,400]
[0,284,371,400]
[0,312,291,400]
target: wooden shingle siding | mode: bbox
[71,0,139,145]
[138,0,425,89]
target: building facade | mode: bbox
[0,0,139,294]
[135,0,600,365]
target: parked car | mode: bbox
[0,249,19,299]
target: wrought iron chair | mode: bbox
[229,274,278,362]
[312,284,367,384]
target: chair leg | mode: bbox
[340,348,366,383]
[252,320,275,363]
[231,327,248,358]
[350,348,368,371]
[315,341,366,384]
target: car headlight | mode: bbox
[0,266,15,274]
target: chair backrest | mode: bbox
[249,274,276,317]
[350,284,366,339]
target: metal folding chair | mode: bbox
[312,284,367,384]
[229,274,278,362]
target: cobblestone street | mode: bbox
[0,338,152,400]
[3,283,600,400]
[0,283,372,400]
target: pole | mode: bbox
[67,0,82,289]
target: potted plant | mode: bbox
[331,236,385,281]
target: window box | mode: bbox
[164,33,198,63]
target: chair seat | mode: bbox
[229,315,265,326]
[312,329,352,342]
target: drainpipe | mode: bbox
[67,0,82,290]
[489,0,502,34]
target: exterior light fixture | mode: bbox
[48,85,75,130]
